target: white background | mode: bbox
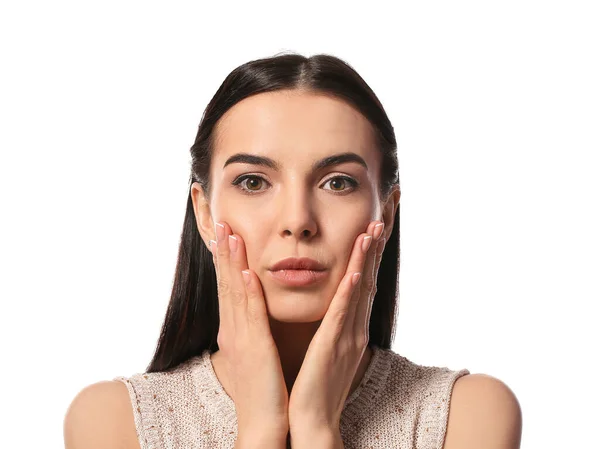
[1,1,598,447]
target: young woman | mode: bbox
[64,53,521,449]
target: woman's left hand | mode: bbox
[287,220,386,434]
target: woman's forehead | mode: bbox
[213,91,378,171]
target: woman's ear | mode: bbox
[190,182,216,247]
[381,185,400,242]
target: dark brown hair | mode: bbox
[146,52,400,373]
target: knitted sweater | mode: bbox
[113,346,470,449]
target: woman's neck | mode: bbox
[268,317,323,393]
[210,317,373,399]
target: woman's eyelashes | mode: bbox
[230,174,360,196]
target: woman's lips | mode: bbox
[267,269,328,287]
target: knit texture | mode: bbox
[113,346,469,449]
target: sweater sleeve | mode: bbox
[114,375,163,449]
[415,367,471,449]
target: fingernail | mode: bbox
[373,222,384,240]
[228,235,238,252]
[215,222,225,241]
[362,235,372,252]
[352,272,361,286]
[242,270,251,285]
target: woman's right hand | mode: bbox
[209,221,290,444]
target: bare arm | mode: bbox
[64,381,140,449]
[443,374,522,449]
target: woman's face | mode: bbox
[194,89,388,323]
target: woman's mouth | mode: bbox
[267,269,328,287]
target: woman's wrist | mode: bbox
[234,430,289,449]
[290,426,343,449]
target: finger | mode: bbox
[209,239,219,279]
[319,270,362,345]
[209,224,228,328]
[321,221,378,340]
[216,222,253,334]
[354,236,386,338]
[345,221,383,324]
[241,268,270,334]
[212,221,239,333]
[226,228,267,332]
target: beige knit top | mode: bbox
[113,346,470,449]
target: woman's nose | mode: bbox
[277,188,318,239]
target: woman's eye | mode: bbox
[323,176,359,193]
[231,175,359,195]
[232,175,268,193]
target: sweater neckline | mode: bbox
[189,345,393,431]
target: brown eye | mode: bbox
[231,175,269,194]
[329,178,346,191]
[322,176,359,194]
[244,177,263,191]
[232,174,359,196]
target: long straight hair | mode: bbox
[146,52,400,373]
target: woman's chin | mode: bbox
[263,292,330,323]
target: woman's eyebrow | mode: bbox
[223,151,368,172]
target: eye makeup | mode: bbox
[230,173,360,196]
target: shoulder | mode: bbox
[443,373,522,449]
[64,380,140,449]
